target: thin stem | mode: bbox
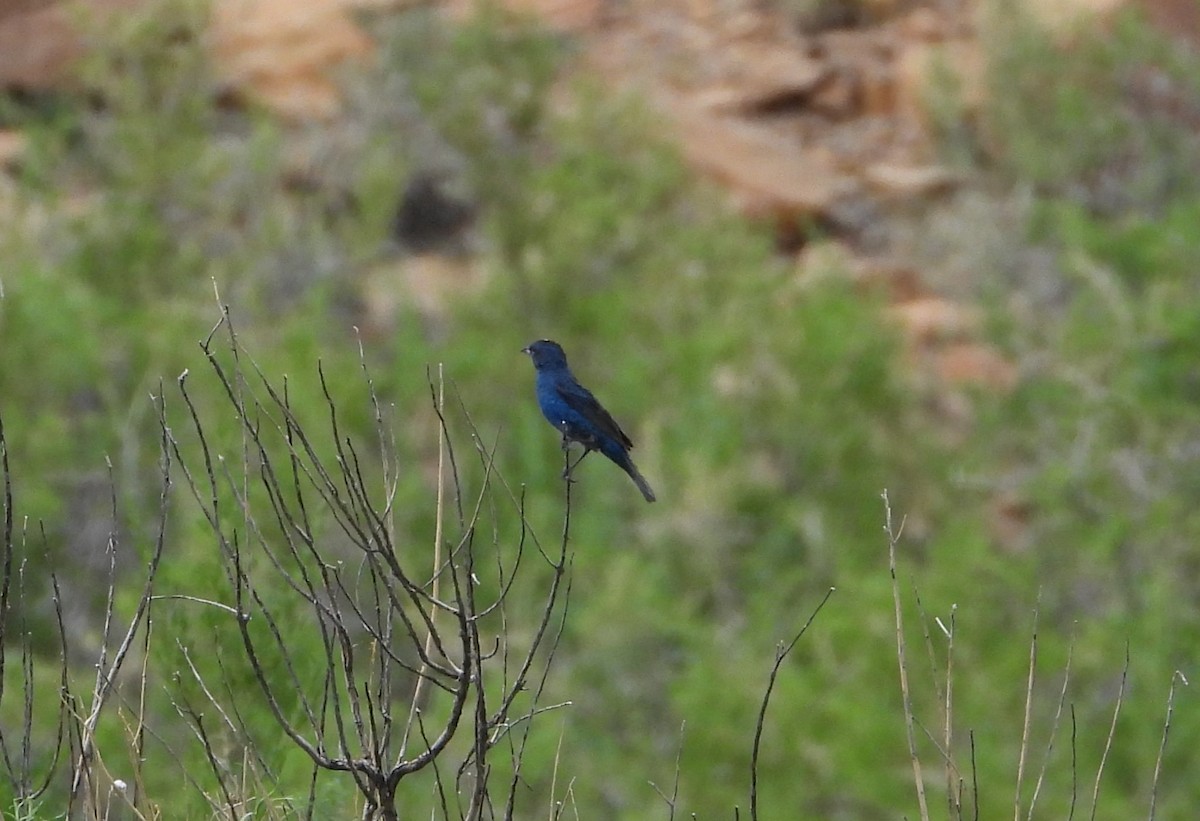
[883,489,929,821]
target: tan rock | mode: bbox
[672,105,855,223]
[864,162,957,199]
[212,0,374,121]
[360,253,488,336]
[722,42,828,113]
[888,296,981,344]
[0,0,375,120]
[851,258,924,302]
[0,129,28,169]
[899,6,950,42]
[809,67,859,118]
[858,57,897,116]
[0,2,107,89]
[894,37,987,124]
[933,342,1018,391]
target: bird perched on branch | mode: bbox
[522,339,656,503]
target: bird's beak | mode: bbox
[521,346,530,355]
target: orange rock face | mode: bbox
[0,0,140,89]
[211,0,375,120]
[0,0,378,120]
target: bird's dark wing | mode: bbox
[555,378,634,450]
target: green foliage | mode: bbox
[913,5,1200,818]
[2,2,1199,819]
[980,4,1200,210]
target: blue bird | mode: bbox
[522,339,656,502]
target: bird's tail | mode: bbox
[624,459,657,503]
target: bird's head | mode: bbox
[522,339,569,371]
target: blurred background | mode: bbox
[2,0,1200,817]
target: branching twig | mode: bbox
[68,391,171,813]
[1027,628,1074,820]
[748,586,835,821]
[160,304,574,818]
[649,721,687,820]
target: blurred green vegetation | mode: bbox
[1,0,1198,818]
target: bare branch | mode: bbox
[1147,670,1187,820]
[1087,644,1128,821]
[883,488,929,821]
[1013,600,1039,821]
[749,587,835,821]
[153,303,577,818]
